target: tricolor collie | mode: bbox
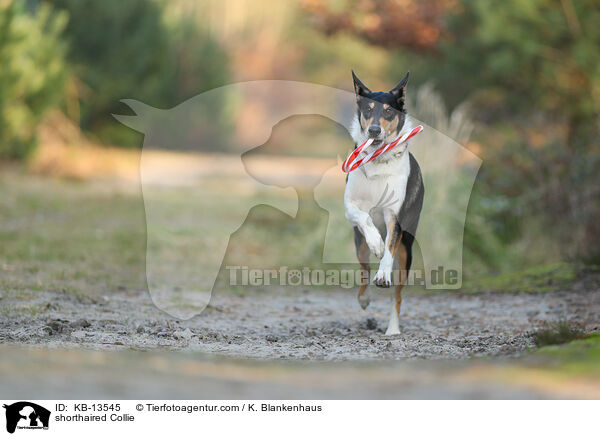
[344,71,424,335]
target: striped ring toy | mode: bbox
[341,125,423,173]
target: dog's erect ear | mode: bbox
[390,71,410,107]
[352,70,371,97]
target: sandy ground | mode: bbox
[1,287,599,360]
[2,287,600,398]
[1,344,591,399]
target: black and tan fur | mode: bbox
[345,71,424,335]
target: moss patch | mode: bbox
[461,262,584,293]
[530,320,585,347]
[533,333,600,376]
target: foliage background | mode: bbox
[1,0,599,278]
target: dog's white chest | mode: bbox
[344,151,411,215]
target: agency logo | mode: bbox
[3,402,50,434]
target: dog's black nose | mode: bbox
[368,125,381,137]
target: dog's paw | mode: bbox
[364,229,384,259]
[384,324,401,335]
[374,240,385,259]
[358,291,371,310]
[373,268,392,288]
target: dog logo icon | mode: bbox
[3,402,50,433]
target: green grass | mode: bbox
[533,333,600,376]
[0,168,592,300]
[0,168,346,298]
[461,262,581,294]
[0,170,147,297]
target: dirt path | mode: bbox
[2,344,590,399]
[1,287,599,360]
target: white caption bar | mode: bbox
[1,400,597,436]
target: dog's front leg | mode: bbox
[373,209,397,288]
[345,201,384,258]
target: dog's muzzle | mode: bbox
[367,125,381,137]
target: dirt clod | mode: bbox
[366,318,378,330]
[72,319,91,329]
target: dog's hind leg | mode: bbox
[354,227,371,310]
[385,232,410,335]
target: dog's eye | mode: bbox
[364,106,372,116]
[384,107,393,116]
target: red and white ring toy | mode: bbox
[341,125,423,173]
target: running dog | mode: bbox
[344,71,424,335]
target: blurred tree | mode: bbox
[302,0,456,53]
[47,0,168,148]
[442,0,600,141]
[441,0,600,262]
[48,0,229,148]
[0,1,68,159]
[160,10,230,105]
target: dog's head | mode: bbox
[350,71,410,149]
